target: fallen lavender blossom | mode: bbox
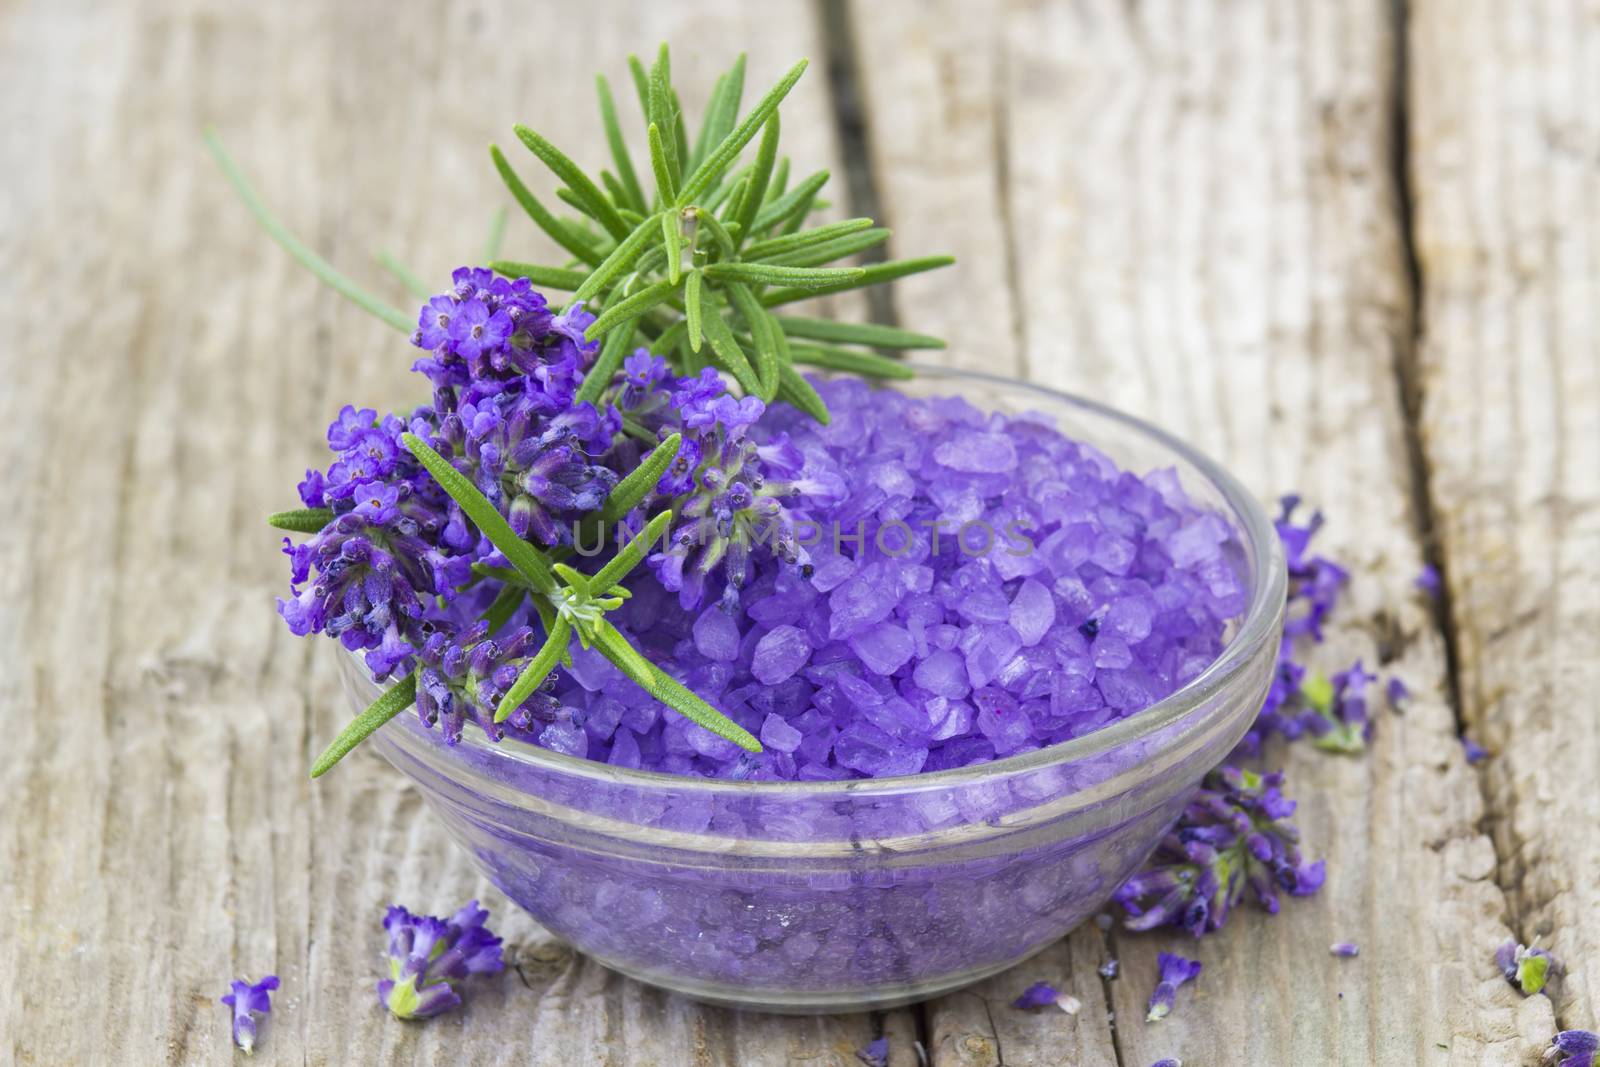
[219,975,278,1054]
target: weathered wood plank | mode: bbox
[1410,0,1600,1035]
[848,0,1545,1062]
[0,0,881,1063]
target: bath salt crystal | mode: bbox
[913,649,971,699]
[934,431,1018,473]
[759,713,804,753]
[1008,579,1055,646]
[848,622,916,676]
[693,607,742,661]
[751,625,812,685]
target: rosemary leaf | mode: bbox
[574,317,637,406]
[766,227,890,268]
[602,433,681,522]
[684,270,704,351]
[402,433,557,593]
[490,145,604,266]
[204,131,413,332]
[591,621,760,752]
[627,54,651,116]
[584,279,677,340]
[647,123,677,205]
[762,255,955,306]
[494,616,571,722]
[375,251,432,300]
[694,209,738,259]
[775,316,945,349]
[650,318,688,358]
[695,54,746,171]
[591,509,674,592]
[768,156,791,200]
[690,72,728,174]
[744,218,874,260]
[696,286,763,395]
[678,58,808,206]
[647,45,679,185]
[731,112,781,239]
[724,282,780,399]
[513,125,630,240]
[789,342,915,379]
[750,169,830,234]
[268,507,335,533]
[310,672,417,778]
[596,74,647,213]
[661,211,683,285]
[574,213,664,303]
[777,363,831,423]
[482,206,509,261]
[703,262,863,289]
[489,261,588,291]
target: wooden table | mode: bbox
[5,1,1596,1063]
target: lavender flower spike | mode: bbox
[1546,1031,1600,1067]
[1145,952,1202,1022]
[1497,939,1560,996]
[220,975,279,1054]
[378,901,504,1019]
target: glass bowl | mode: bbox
[338,366,1285,1014]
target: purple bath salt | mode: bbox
[523,378,1247,781]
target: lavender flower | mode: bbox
[1416,563,1441,596]
[1150,1060,1183,1067]
[1012,981,1081,1014]
[416,622,565,744]
[855,1037,889,1067]
[1330,942,1360,957]
[1497,939,1560,996]
[219,975,278,1054]
[1547,1031,1600,1067]
[1463,736,1488,763]
[1116,765,1325,937]
[378,901,504,1019]
[1145,952,1202,1022]
[1386,676,1411,710]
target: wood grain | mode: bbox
[1410,0,1600,1036]
[849,0,1546,1063]
[0,1,880,1064]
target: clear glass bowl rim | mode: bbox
[375,363,1286,798]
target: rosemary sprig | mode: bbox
[488,46,955,421]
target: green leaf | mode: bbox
[731,112,781,239]
[490,145,604,267]
[647,123,677,205]
[661,210,683,285]
[647,45,680,187]
[596,73,647,213]
[774,316,944,349]
[574,316,637,406]
[692,54,746,171]
[489,261,589,291]
[768,156,791,200]
[627,54,651,116]
[751,170,829,233]
[696,286,763,394]
[777,363,831,423]
[602,433,682,522]
[762,255,955,306]
[310,672,417,778]
[591,621,761,752]
[204,131,414,332]
[591,509,674,592]
[495,617,572,723]
[584,280,677,341]
[693,209,738,259]
[678,58,808,206]
[703,262,864,289]
[789,342,915,379]
[513,125,631,240]
[744,218,875,260]
[724,281,780,399]
[766,228,890,268]
[573,213,664,304]
[684,270,704,352]
[268,507,334,533]
[402,433,557,593]
[482,206,509,261]
[375,251,432,300]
